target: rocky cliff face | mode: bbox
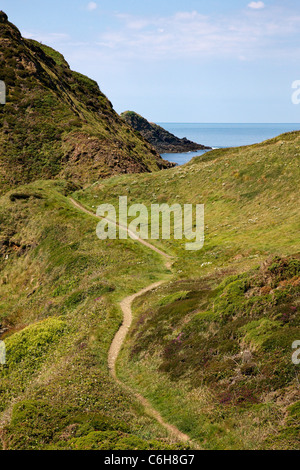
[0,12,173,193]
[120,111,211,154]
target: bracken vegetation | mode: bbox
[118,257,300,449]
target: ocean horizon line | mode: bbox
[156,122,300,125]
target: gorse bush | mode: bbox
[5,317,67,368]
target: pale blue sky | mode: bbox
[1,0,300,122]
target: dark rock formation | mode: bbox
[121,111,211,154]
[0,11,8,23]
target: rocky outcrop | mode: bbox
[0,11,8,22]
[121,111,211,154]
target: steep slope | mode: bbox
[0,12,172,194]
[121,111,211,154]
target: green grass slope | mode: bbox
[0,180,185,450]
[0,12,172,195]
[118,256,300,449]
[0,10,299,448]
[75,130,299,277]
[73,131,300,449]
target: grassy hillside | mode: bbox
[0,11,299,449]
[0,181,185,450]
[73,131,300,449]
[117,256,300,449]
[0,12,172,195]
[74,130,299,277]
[0,131,299,450]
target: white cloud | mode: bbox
[87,2,97,11]
[248,2,265,9]
[27,6,300,66]
[95,10,270,61]
[97,7,300,62]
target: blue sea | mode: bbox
[157,123,300,166]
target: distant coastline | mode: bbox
[159,123,300,165]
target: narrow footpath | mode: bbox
[69,198,193,446]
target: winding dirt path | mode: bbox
[70,198,173,269]
[69,198,192,445]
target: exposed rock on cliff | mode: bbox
[121,111,211,154]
